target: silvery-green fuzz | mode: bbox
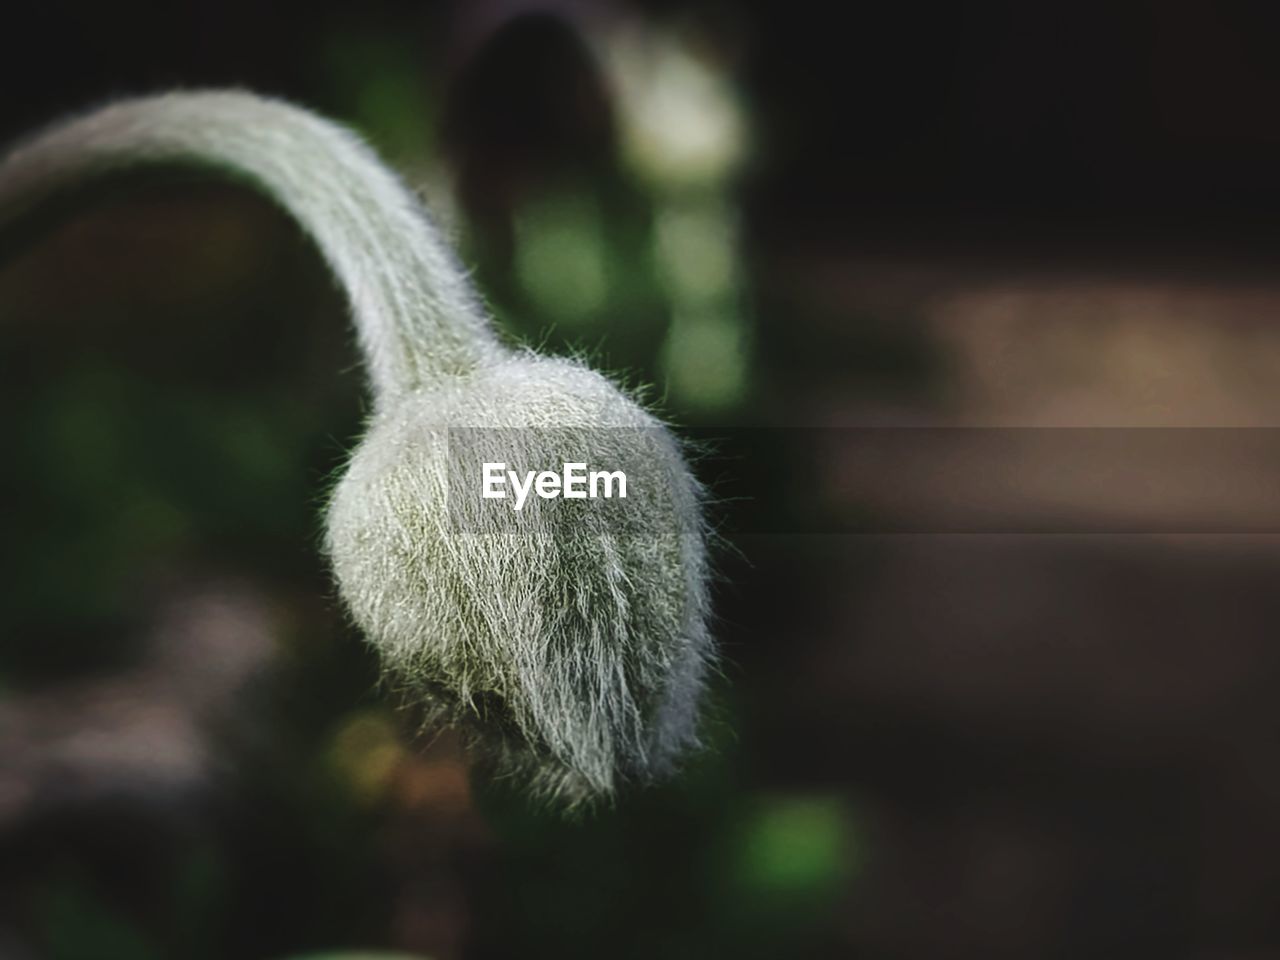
[0,91,716,805]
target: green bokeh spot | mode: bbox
[38,873,160,960]
[737,795,850,897]
[515,190,609,323]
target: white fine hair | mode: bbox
[0,90,716,806]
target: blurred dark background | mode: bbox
[5,2,1280,957]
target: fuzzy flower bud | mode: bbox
[0,91,715,805]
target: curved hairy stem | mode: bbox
[0,90,505,401]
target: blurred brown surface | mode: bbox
[740,250,1280,956]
